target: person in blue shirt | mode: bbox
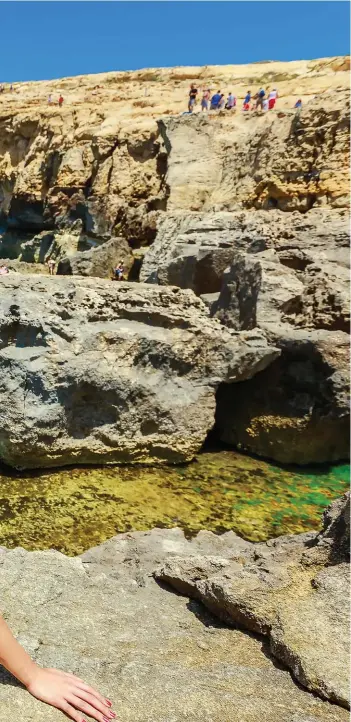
[294,99,302,109]
[244,90,251,105]
[210,90,222,110]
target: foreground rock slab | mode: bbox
[0,523,348,722]
[0,274,278,469]
[156,493,350,709]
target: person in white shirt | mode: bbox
[268,88,278,110]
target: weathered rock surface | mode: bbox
[0,62,348,261]
[0,61,349,467]
[215,328,349,464]
[155,493,351,708]
[158,91,349,212]
[142,208,349,331]
[146,207,350,464]
[0,513,349,721]
[0,274,278,469]
[56,236,133,278]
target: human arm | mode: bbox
[0,615,116,722]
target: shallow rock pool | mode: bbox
[0,449,349,555]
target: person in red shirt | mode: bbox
[58,95,64,107]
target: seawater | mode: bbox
[0,449,348,556]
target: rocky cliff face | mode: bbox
[0,58,349,466]
[0,274,277,468]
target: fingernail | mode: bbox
[110,714,116,719]
[106,700,112,707]
[103,717,110,722]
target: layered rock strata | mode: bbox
[0,61,349,465]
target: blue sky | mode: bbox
[1,2,349,82]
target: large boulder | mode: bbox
[0,523,348,722]
[0,274,278,469]
[57,236,133,278]
[155,493,351,708]
[215,328,350,465]
[199,210,349,464]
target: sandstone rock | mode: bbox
[158,92,349,212]
[0,522,348,722]
[57,236,133,278]
[155,494,351,708]
[0,66,348,260]
[215,328,350,464]
[0,274,278,469]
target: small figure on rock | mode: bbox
[242,90,251,111]
[201,88,210,112]
[268,88,278,109]
[47,258,56,275]
[112,260,125,281]
[226,91,236,110]
[58,94,64,107]
[0,263,9,275]
[294,98,302,109]
[188,84,198,113]
[210,90,222,110]
[255,87,266,110]
[48,94,52,104]
[218,94,226,110]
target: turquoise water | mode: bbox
[0,450,349,555]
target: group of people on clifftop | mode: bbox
[187,84,303,113]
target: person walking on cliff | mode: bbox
[226,92,236,110]
[210,90,222,110]
[188,84,198,112]
[255,88,266,110]
[268,88,278,110]
[201,88,210,111]
[242,90,251,111]
[58,94,64,107]
[0,615,116,721]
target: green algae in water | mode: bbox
[0,450,349,555]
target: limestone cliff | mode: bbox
[0,57,349,257]
[0,57,349,466]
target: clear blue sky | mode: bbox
[1,2,349,82]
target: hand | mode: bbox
[27,665,116,722]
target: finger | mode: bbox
[71,689,112,716]
[68,695,113,722]
[73,681,112,707]
[59,700,86,722]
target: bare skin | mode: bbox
[0,615,116,721]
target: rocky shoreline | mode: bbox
[0,493,349,720]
